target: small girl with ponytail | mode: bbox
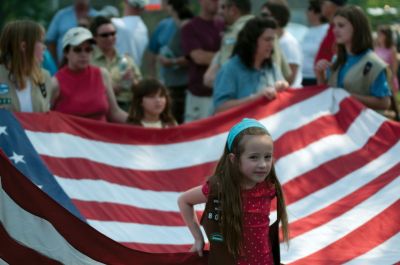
[178,118,289,265]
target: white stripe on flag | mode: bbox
[55,176,205,212]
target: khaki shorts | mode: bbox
[184,91,213,123]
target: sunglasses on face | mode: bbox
[72,46,93,54]
[98,31,116,38]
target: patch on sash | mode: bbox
[0,98,11,105]
[363,62,372,75]
[0,83,9,94]
[39,83,47,98]
[210,232,224,242]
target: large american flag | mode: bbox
[0,86,399,264]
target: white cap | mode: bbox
[62,27,94,50]
[126,0,148,9]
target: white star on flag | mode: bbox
[0,126,7,136]
[9,152,25,164]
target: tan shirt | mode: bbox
[0,64,53,112]
[328,51,387,96]
[91,47,142,103]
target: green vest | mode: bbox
[0,64,52,112]
[328,51,387,96]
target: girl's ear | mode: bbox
[228,153,236,164]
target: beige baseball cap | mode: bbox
[62,27,94,50]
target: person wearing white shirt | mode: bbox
[301,0,329,86]
[112,0,149,67]
[262,0,303,88]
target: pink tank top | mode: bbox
[375,47,399,91]
[54,66,109,121]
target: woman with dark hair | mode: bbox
[127,78,177,128]
[156,0,193,124]
[0,20,54,112]
[315,5,392,111]
[213,17,288,113]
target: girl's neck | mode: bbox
[345,44,353,55]
[253,57,263,70]
[142,114,161,123]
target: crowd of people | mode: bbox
[1,0,400,263]
[1,0,398,126]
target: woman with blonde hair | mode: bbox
[0,20,54,112]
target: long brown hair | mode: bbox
[127,78,176,126]
[332,5,373,71]
[0,20,44,88]
[208,127,289,257]
[377,24,394,49]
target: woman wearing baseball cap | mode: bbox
[52,27,128,122]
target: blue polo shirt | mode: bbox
[213,55,283,109]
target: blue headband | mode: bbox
[227,118,268,151]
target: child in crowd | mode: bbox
[178,118,289,265]
[127,78,177,128]
[375,24,399,94]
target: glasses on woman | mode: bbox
[98,31,116,38]
[72,46,93,54]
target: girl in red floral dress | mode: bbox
[178,118,289,264]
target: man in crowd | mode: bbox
[46,0,98,64]
[112,0,149,67]
[181,0,224,122]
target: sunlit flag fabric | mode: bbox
[1,86,399,264]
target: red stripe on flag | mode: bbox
[120,242,194,253]
[73,200,203,225]
[43,156,215,192]
[291,200,400,265]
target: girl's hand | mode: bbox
[314,59,331,74]
[314,59,331,84]
[258,87,277,100]
[275,80,289,91]
[189,238,204,257]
